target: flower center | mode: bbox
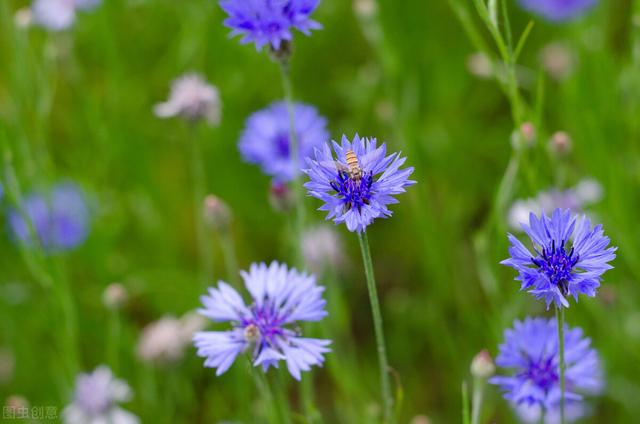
[521,356,558,392]
[275,133,290,158]
[330,170,374,212]
[531,239,579,292]
[242,301,285,347]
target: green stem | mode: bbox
[189,125,213,286]
[107,308,121,373]
[279,59,315,420]
[219,228,239,285]
[279,61,306,264]
[471,377,485,424]
[462,381,471,424]
[556,307,565,424]
[252,368,290,424]
[357,231,394,424]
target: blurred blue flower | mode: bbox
[304,134,415,233]
[32,0,101,31]
[502,209,616,309]
[239,101,328,182]
[518,0,597,22]
[193,261,331,380]
[219,0,321,51]
[491,317,602,424]
[63,365,139,424]
[7,182,90,252]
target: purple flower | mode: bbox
[7,182,90,252]
[63,366,139,424]
[239,101,328,182]
[32,0,101,31]
[304,134,415,233]
[490,318,602,423]
[501,209,616,309]
[193,261,331,380]
[219,0,322,51]
[518,0,597,22]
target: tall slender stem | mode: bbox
[556,307,565,424]
[189,125,213,286]
[357,230,394,423]
[471,377,485,424]
[279,58,316,420]
[279,61,306,263]
[219,228,239,285]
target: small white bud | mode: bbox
[470,349,495,379]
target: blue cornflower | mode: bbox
[490,317,602,423]
[219,0,321,51]
[518,0,597,22]
[7,182,90,252]
[193,261,331,380]
[304,134,415,233]
[501,209,616,309]
[239,101,328,182]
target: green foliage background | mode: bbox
[1,0,639,422]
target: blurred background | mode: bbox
[1,0,639,422]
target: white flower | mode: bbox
[31,0,101,31]
[154,73,222,126]
[137,312,207,363]
[302,226,344,274]
[63,366,139,424]
[507,179,603,231]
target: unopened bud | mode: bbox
[102,283,128,310]
[410,415,432,424]
[203,195,231,231]
[466,52,493,79]
[5,395,29,413]
[549,131,572,155]
[0,348,14,384]
[470,349,495,379]
[540,43,574,82]
[354,0,377,19]
[520,122,536,144]
[269,182,294,213]
[511,122,536,150]
[14,8,32,29]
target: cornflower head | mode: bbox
[219,0,322,52]
[502,208,616,309]
[239,101,328,182]
[518,0,597,22]
[304,134,415,233]
[193,261,331,380]
[32,0,101,31]
[63,366,139,424]
[7,182,90,253]
[491,318,602,423]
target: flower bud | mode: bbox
[269,182,294,213]
[470,349,495,379]
[5,395,29,413]
[102,282,128,310]
[14,8,33,29]
[466,52,493,79]
[540,43,575,82]
[549,131,572,155]
[511,122,536,150]
[203,195,232,231]
[0,348,14,384]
